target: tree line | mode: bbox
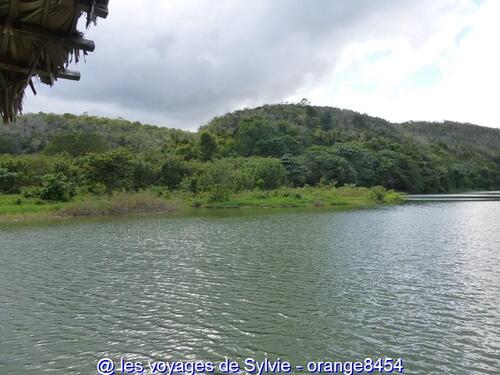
[0,104,499,201]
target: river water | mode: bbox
[1,202,499,374]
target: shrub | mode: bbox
[44,132,109,157]
[132,161,158,191]
[197,157,287,195]
[23,173,76,202]
[199,132,218,161]
[81,148,134,195]
[0,168,19,193]
[369,186,386,203]
[246,157,288,190]
[160,155,191,190]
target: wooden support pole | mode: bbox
[0,59,81,81]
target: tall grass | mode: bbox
[0,186,404,223]
[59,192,180,217]
[196,185,404,209]
[0,192,180,222]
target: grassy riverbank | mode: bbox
[0,186,403,223]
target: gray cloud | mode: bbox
[26,0,469,129]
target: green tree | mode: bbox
[246,157,288,190]
[331,143,377,186]
[235,117,275,156]
[23,173,75,201]
[0,168,18,193]
[44,132,109,157]
[132,160,158,191]
[199,132,218,161]
[160,155,190,190]
[82,148,134,195]
[281,154,306,187]
[305,148,357,185]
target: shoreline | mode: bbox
[0,186,403,224]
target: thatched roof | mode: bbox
[0,0,109,123]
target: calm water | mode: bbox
[1,202,499,374]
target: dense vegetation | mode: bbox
[0,104,498,211]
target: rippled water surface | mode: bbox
[1,202,500,374]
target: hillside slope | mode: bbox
[203,104,500,193]
[0,105,499,194]
[0,113,193,155]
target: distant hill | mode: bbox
[402,120,500,150]
[0,113,193,154]
[202,104,500,192]
[0,105,499,193]
[205,104,500,150]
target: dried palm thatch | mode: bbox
[0,0,108,123]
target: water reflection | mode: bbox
[0,202,499,374]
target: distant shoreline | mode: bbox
[0,186,403,224]
[406,192,500,201]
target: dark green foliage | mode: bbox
[331,143,376,186]
[234,117,275,156]
[246,157,288,190]
[175,142,200,161]
[255,135,303,157]
[281,154,307,187]
[0,136,15,154]
[23,173,75,201]
[82,148,135,195]
[199,132,218,161]
[0,113,195,154]
[403,121,500,150]
[0,168,18,193]
[304,147,357,186]
[0,105,499,198]
[160,155,191,190]
[44,132,109,157]
[196,157,288,197]
[0,155,63,189]
[203,104,500,193]
[131,160,158,191]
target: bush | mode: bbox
[197,158,252,194]
[81,148,135,195]
[44,132,110,157]
[199,132,218,161]
[23,173,76,202]
[305,147,358,186]
[0,168,19,193]
[246,157,288,190]
[197,157,287,195]
[369,186,387,203]
[160,155,191,190]
[132,160,158,191]
[0,155,58,188]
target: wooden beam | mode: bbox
[41,0,51,28]
[8,0,19,17]
[1,0,18,54]
[0,59,81,81]
[0,21,95,52]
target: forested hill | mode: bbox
[402,120,500,150]
[0,104,499,194]
[0,113,193,155]
[205,104,500,150]
[202,104,500,192]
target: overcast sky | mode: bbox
[26,0,500,130]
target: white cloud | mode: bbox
[23,0,500,129]
[306,0,500,128]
